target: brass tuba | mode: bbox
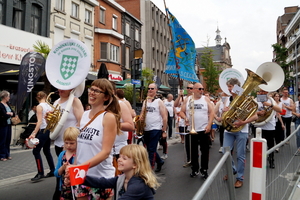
[188,93,197,134]
[133,99,147,136]
[222,69,267,132]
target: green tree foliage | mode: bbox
[123,68,155,103]
[200,47,221,96]
[272,43,292,87]
[33,40,51,93]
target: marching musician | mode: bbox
[175,83,194,168]
[180,83,214,180]
[52,89,84,200]
[140,83,167,173]
[214,92,230,153]
[222,78,258,188]
[280,88,295,143]
[254,89,282,169]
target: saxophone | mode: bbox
[133,99,148,136]
[222,69,267,132]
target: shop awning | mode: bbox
[0,63,19,75]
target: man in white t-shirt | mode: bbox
[164,94,175,139]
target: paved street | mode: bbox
[0,128,298,200]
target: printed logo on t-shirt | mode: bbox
[78,127,100,141]
[194,104,204,109]
[147,106,156,113]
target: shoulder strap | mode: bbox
[81,110,105,131]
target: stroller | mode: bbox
[16,114,37,149]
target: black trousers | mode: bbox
[282,117,292,138]
[262,129,275,160]
[190,131,210,172]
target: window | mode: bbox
[101,42,108,59]
[71,2,79,18]
[0,0,3,24]
[125,47,130,69]
[13,0,25,30]
[125,23,130,36]
[56,0,65,11]
[85,9,92,24]
[99,6,105,24]
[112,15,117,30]
[135,29,139,42]
[110,44,119,62]
[30,4,41,34]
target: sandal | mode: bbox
[7,157,12,160]
[0,158,7,161]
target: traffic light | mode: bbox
[134,58,142,80]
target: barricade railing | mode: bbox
[192,146,236,200]
[250,125,300,200]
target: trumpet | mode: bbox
[189,93,197,134]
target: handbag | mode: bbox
[11,115,21,125]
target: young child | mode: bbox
[54,127,79,200]
[84,144,160,200]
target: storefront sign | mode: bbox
[109,74,123,81]
[0,24,52,65]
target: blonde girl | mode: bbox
[84,144,160,200]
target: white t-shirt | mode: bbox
[77,111,115,178]
[145,99,163,131]
[164,100,174,117]
[39,103,51,130]
[53,99,78,147]
[113,101,128,155]
[281,97,293,118]
[186,96,209,132]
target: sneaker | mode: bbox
[200,169,209,180]
[285,141,290,145]
[45,171,54,178]
[219,147,223,153]
[275,148,279,153]
[31,174,45,182]
[161,154,168,160]
[190,171,199,178]
[183,161,192,168]
[158,145,163,150]
[294,150,300,156]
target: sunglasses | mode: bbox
[148,88,155,90]
[88,87,105,95]
[195,88,204,91]
[187,87,193,90]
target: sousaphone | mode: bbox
[45,39,91,139]
[252,62,285,126]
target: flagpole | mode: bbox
[163,0,183,90]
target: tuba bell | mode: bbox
[251,62,285,126]
[222,68,267,132]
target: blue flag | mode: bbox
[165,9,199,83]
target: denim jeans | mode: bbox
[143,130,163,169]
[32,129,55,175]
[295,118,300,149]
[223,131,248,181]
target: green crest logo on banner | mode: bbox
[60,55,78,80]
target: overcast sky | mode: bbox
[151,0,299,79]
